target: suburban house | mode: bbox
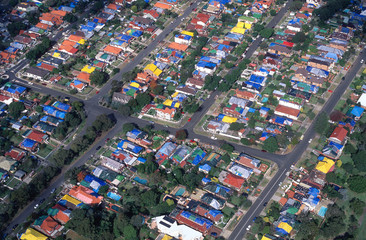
[328,126,348,145]
[155,106,176,121]
[23,67,49,80]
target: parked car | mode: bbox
[96,146,102,150]
[188,118,192,122]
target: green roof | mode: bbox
[116,175,124,181]
[239,16,256,23]
[34,215,48,226]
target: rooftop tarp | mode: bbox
[52,101,71,112]
[276,221,292,235]
[60,194,83,206]
[107,192,122,201]
[20,228,48,240]
[181,30,194,36]
[315,157,335,173]
[81,65,96,73]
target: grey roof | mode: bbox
[24,67,49,77]
[42,56,64,66]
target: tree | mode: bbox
[8,101,25,119]
[314,112,329,134]
[152,84,164,95]
[352,150,366,172]
[270,9,277,16]
[175,129,188,140]
[7,22,27,37]
[259,28,274,39]
[348,175,366,193]
[221,143,234,153]
[123,123,135,134]
[292,32,306,43]
[263,137,279,153]
[130,215,144,228]
[118,104,132,116]
[290,1,303,11]
[229,122,245,131]
[90,71,109,86]
[63,13,78,23]
[26,37,52,61]
[349,198,366,216]
[131,5,138,13]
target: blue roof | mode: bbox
[208,209,222,218]
[137,157,146,163]
[202,177,211,183]
[199,163,211,172]
[351,105,364,117]
[43,106,66,119]
[117,140,143,154]
[21,139,37,148]
[107,192,122,201]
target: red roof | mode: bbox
[76,72,91,83]
[0,94,11,102]
[39,216,62,235]
[5,148,25,161]
[39,62,55,71]
[275,105,300,118]
[26,130,48,143]
[329,126,348,143]
[223,173,245,190]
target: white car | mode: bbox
[308,138,313,143]
[246,225,251,231]
[34,204,39,209]
[361,59,364,64]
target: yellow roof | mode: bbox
[181,30,194,36]
[153,68,162,77]
[231,27,246,34]
[363,68,366,74]
[222,116,237,123]
[52,52,60,58]
[81,65,96,73]
[236,22,245,28]
[163,99,180,108]
[261,236,272,240]
[315,157,335,173]
[162,235,173,240]
[144,63,157,72]
[171,92,179,98]
[245,23,252,29]
[62,194,82,206]
[78,39,85,45]
[20,228,48,240]
[278,222,292,233]
[130,82,140,88]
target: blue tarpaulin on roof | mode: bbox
[209,210,222,217]
[107,192,122,201]
[202,177,211,183]
[21,139,37,148]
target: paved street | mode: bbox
[3,0,365,237]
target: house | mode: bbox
[195,61,217,75]
[42,56,64,67]
[101,157,124,172]
[228,163,253,179]
[175,33,193,45]
[328,126,348,144]
[0,82,26,99]
[126,129,152,148]
[40,115,63,127]
[268,44,291,57]
[274,105,300,120]
[47,204,71,224]
[156,106,176,121]
[20,228,48,240]
[306,0,323,7]
[293,68,325,87]
[33,215,63,238]
[14,170,26,180]
[308,56,333,71]
[207,120,229,134]
[143,9,160,21]
[348,106,364,120]
[23,67,49,80]
[151,215,203,240]
[0,157,17,172]
[23,130,49,143]
[68,185,103,205]
[235,89,257,101]
[236,153,261,170]
[186,78,204,89]
[5,148,26,161]
[155,142,177,165]
[19,138,39,152]
[357,93,366,109]
[70,80,87,92]
[117,139,143,156]
[189,201,223,223]
[112,92,132,104]
[220,171,245,191]
[171,145,192,164]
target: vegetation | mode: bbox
[26,37,52,61]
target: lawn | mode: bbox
[102,149,113,158]
[37,144,54,158]
[10,134,24,146]
[6,177,21,189]
[357,214,366,240]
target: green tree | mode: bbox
[270,9,277,16]
[352,150,366,172]
[8,101,25,119]
[90,71,109,86]
[263,137,279,153]
[348,175,366,193]
[290,1,303,11]
[314,112,329,134]
[175,129,188,140]
[63,13,78,23]
[123,123,135,134]
[229,122,245,131]
[221,143,234,153]
[349,197,366,216]
[259,28,274,39]
[293,32,306,43]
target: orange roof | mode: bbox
[154,2,173,9]
[107,3,119,10]
[68,34,83,43]
[39,63,55,72]
[76,72,90,82]
[70,80,86,90]
[39,13,63,25]
[59,45,78,54]
[40,216,62,234]
[275,105,300,118]
[157,107,175,115]
[168,42,188,51]
[279,197,288,206]
[50,10,67,17]
[103,45,122,55]
[223,173,245,189]
[287,190,295,199]
[36,22,51,30]
[68,185,103,205]
[61,39,77,47]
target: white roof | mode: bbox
[154,215,203,240]
[357,93,366,108]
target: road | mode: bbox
[3,0,363,237]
